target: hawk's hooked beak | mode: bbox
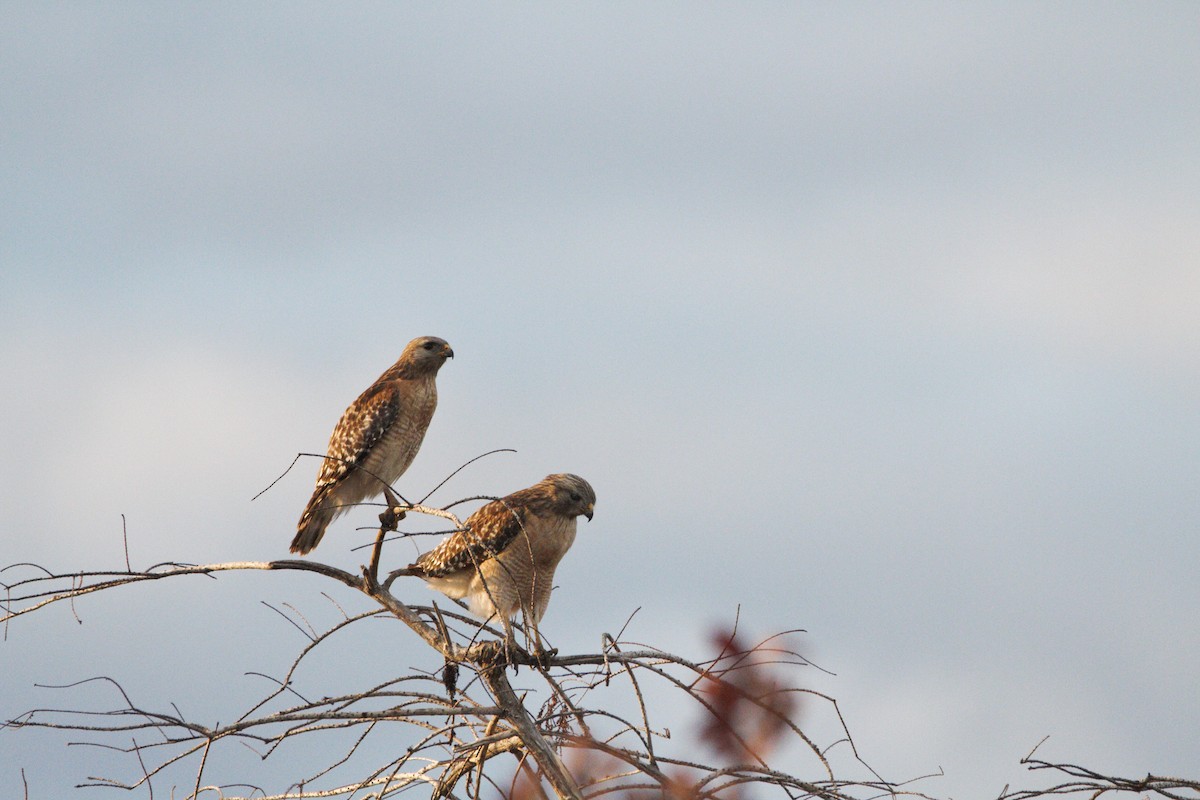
[443,345,455,359]
[584,504,594,521]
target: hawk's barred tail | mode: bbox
[291,490,336,555]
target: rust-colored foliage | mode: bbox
[564,746,700,800]
[696,627,800,763]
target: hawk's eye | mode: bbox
[569,492,582,501]
[423,341,436,350]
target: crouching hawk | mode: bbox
[392,473,596,655]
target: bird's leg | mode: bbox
[377,484,407,530]
[367,485,406,587]
[533,640,558,669]
[498,614,520,671]
[523,613,557,668]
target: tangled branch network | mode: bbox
[3,482,1197,800]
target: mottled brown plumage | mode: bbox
[397,474,596,641]
[291,336,453,555]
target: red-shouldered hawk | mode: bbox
[393,473,596,651]
[291,336,454,555]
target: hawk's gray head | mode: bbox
[543,473,596,521]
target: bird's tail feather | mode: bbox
[291,488,337,555]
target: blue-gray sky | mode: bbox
[3,4,1199,798]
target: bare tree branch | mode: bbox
[5,492,1194,800]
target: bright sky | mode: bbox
[3,5,1198,798]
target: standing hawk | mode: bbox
[393,473,596,652]
[291,336,454,555]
